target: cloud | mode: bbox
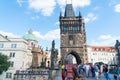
[57,0,91,13]
[28,0,56,16]
[90,35,120,46]
[114,4,120,13]
[0,31,20,38]
[31,15,40,20]
[54,21,59,26]
[17,0,28,7]
[109,0,120,6]
[17,0,23,7]
[84,13,97,23]
[33,29,60,40]
[98,35,112,40]
[57,0,91,8]
[17,0,91,16]
[93,6,100,11]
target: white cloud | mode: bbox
[90,35,120,46]
[0,31,20,38]
[57,0,91,12]
[54,21,59,26]
[17,0,23,7]
[33,29,60,40]
[114,4,120,13]
[109,0,120,6]
[93,6,100,11]
[28,0,56,16]
[31,15,40,20]
[84,13,97,23]
[17,0,91,16]
[17,0,28,7]
[98,35,112,40]
[57,0,91,7]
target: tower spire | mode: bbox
[64,3,75,17]
[79,11,82,18]
[71,0,72,4]
[66,0,72,4]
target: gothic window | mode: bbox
[73,27,78,31]
[64,26,68,31]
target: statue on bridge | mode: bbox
[51,40,58,69]
[115,40,120,66]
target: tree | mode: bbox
[0,54,11,74]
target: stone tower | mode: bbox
[59,4,88,64]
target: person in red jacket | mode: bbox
[62,69,66,80]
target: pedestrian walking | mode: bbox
[78,64,83,75]
[61,69,66,80]
[117,65,120,80]
[94,64,99,80]
[113,65,118,80]
[91,64,95,77]
[84,63,90,78]
[104,64,111,80]
[72,66,80,80]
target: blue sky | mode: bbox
[0,0,120,51]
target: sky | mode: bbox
[0,0,120,51]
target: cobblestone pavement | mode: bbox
[54,69,62,80]
[85,73,114,80]
[54,69,115,80]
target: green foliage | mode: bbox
[0,54,11,74]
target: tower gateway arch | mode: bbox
[59,3,88,64]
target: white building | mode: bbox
[87,45,117,65]
[0,34,32,80]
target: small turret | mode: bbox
[59,11,62,19]
[79,11,82,18]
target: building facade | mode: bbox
[87,45,117,65]
[0,34,32,80]
[60,4,87,64]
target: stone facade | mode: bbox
[60,4,88,64]
[32,47,44,67]
[0,34,32,80]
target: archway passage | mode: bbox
[65,51,81,65]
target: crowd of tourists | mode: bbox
[61,63,120,80]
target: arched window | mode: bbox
[31,42,34,48]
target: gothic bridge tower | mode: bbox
[59,4,88,64]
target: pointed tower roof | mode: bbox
[79,11,82,18]
[64,4,75,17]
